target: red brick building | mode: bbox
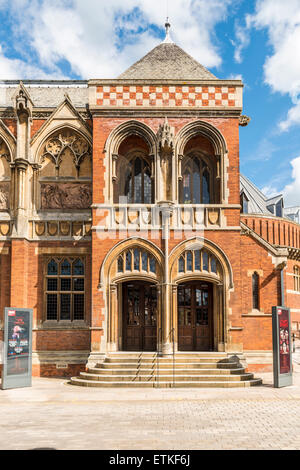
[0,25,299,380]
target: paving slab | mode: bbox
[0,362,300,450]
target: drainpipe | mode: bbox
[277,261,287,307]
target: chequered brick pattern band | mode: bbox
[96,85,237,108]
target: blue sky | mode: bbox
[0,0,300,206]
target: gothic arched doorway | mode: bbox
[122,281,158,351]
[178,281,213,351]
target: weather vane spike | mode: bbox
[163,16,173,44]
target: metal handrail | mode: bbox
[171,327,175,388]
[157,327,162,388]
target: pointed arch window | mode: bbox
[252,272,260,310]
[117,154,153,204]
[180,155,212,204]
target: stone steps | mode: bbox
[78,371,254,382]
[87,367,247,375]
[69,352,263,388]
[99,362,239,369]
[70,377,263,388]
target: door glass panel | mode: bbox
[195,289,202,306]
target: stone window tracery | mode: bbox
[39,128,92,210]
[180,154,213,204]
[114,153,153,204]
[177,249,220,277]
[117,248,156,275]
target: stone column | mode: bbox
[159,202,174,355]
[109,283,118,352]
[171,284,178,352]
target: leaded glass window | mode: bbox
[45,257,85,321]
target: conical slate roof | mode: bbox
[118,41,217,80]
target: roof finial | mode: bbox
[163,17,174,44]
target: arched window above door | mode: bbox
[117,248,157,275]
[178,249,221,277]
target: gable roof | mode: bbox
[118,42,217,80]
[240,174,283,215]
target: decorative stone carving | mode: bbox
[157,118,175,201]
[35,222,45,236]
[0,222,10,236]
[157,117,174,154]
[41,129,91,169]
[0,138,10,161]
[60,222,71,236]
[48,222,58,236]
[208,209,219,225]
[41,183,92,210]
[0,183,9,210]
[239,115,251,127]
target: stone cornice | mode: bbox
[89,108,242,118]
[88,79,244,87]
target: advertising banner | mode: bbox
[2,308,33,390]
[272,306,293,388]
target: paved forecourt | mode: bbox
[1,362,300,450]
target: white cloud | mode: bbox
[0,0,234,79]
[282,156,300,206]
[246,0,300,131]
[262,156,300,206]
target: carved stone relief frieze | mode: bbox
[41,183,92,210]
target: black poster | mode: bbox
[2,308,33,390]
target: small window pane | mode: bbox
[74,278,84,291]
[211,257,217,274]
[203,251,209,271]
[179,256,185,273]
[186,251,193,271]
[202,169,210,204]
[142,252,148,271]
[48,260,58,276]
[74,294,84,320]
[61,259,71,276]
[47,278,58,291]
[60,294,71,320]
[126,251,132,271]
[118,256,123,273]
[73,259,84,275]
[61,278,71,291]
[134,249,140,270]
[150,257,156,273]
[47,294,58,320]
[195,250,201,271]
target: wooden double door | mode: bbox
[123,281,157,351]
[178,282,213,351]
